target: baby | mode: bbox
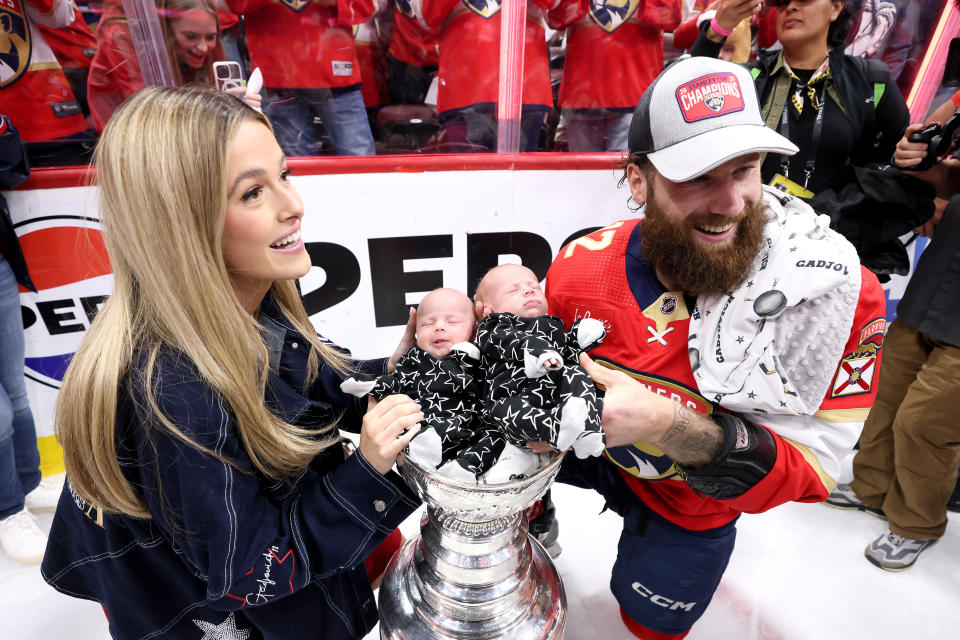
[341,288,503,480]
[474,264,606,482]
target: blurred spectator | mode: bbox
[414,0,553,152]
[825,96,960,571]
[87,0,259,132]
[0,0,94,166]
[356,1,390,113]
[691,0,908,195]
[672,0,778,59]
[388,0,438,104]
[226,0,377,156]
[0,114,63,566]
[547,0,681,152]
[217,8,247,76]
[37,5,98,120]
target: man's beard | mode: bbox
[640,191,768,296]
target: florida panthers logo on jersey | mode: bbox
[277,0,312,13]
[395,0,415,19]
[605,443,679,480]
[588,0,641,33]
[0,0,31,88]
[462,0,501,19]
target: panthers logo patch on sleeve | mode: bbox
[588,0,641,33]
[829,317,885,398]
[0,0,32,88]
[462,0,501,19]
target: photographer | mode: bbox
[824,93,960,571]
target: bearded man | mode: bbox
[544,56,887,639]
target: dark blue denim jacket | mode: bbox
[41,296,420,639]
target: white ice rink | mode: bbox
[4,458,959,640]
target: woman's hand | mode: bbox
[244,90,262,111]
[711,0,760,37]
[359,395,423,475]
[387,307,417,373]
[224,85,262,111]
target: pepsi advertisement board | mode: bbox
[5,169,923,475]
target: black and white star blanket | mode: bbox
[475,313,607,458]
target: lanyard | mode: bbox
[778,84,826,190]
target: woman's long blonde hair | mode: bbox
[58,86,350,519]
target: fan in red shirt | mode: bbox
[411,0,554,151]
[0,0,94,166]
[546,0,682,151]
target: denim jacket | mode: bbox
[41,296,420,639]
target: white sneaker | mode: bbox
[0,508,48,565]
[25,473,65,514]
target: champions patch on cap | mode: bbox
[675,72,745,123]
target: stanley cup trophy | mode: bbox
[378,451,567,639]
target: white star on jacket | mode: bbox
[193,612,251,640]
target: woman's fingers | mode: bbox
[359,394,422,474]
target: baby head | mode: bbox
[416,288,477,357]
[474,264,548,319]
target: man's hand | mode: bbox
[579,354,723,466]
[917,196,948,238]
[578,353,673,448]
[387,307,417,372]
[893,123,929,169]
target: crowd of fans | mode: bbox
[0,0,943,164]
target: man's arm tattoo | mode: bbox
[656,404,724,467]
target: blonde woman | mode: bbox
[40,85,422,639]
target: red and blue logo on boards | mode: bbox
[17,216,112,390]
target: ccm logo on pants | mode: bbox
[631,582,697,611]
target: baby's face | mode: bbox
[479,264,548,318]
[415,289,476,357]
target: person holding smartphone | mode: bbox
[41,85,421,639]
[87,0,261,131]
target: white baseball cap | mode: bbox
[627,56,798,182]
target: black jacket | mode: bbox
[897,194,960,348]
[0,115,36,292]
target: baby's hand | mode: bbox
[540,356,562,372]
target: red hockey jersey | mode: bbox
[389,4,438,67]
[37,6,96,70]
[413,0,554,114]
[226,0,376,89]
[547,0,681,110]
[546,213,886,531]
[0,0,89,142]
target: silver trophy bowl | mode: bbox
[378,452,567,639]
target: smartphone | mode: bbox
[213,61,244,92]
